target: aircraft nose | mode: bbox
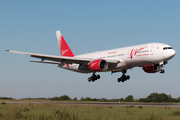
[168,49,176,59]
[172,49,176,57]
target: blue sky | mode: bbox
[1,1,179,99]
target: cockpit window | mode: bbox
[163,47,173,50]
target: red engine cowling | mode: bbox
[89,59,108,72]
[143,64,159,73]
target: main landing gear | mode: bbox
[160,69,165,73]
[88,72,100,82]
[117,70,130,82]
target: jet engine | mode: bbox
[142,64,160,73]
[89,59,108,72]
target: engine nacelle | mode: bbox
[89,59,108,72]
[143,64,159,73]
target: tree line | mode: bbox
[1,92,180,102]
[49,92,180,102]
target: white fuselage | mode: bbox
[58,43,175,73]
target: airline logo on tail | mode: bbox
[62,49,69,56]
[56,31,74,57]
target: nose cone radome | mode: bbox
[167,49,176,60]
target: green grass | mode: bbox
[0,103,180,120]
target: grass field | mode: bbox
[0,102,180,120]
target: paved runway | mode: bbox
[5,102,180,107]
[56,102,180,107]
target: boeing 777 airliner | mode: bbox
[6,31,176,83]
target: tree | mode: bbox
[125,95,134,102]
[119,98,124,101]
[84,97,92,101]
[80,97,85,101]
[143,92,172,102]
[138,98,147,102]
[177,96,180,102]
[73,97,77,101]
[50,95,71,101]
[99,98,109,102]
[59,95,71,101]
[147,92,159,102]
[158,93,171,102]
[92,98,98,101]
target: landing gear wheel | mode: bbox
[117,70,130,83]
[92,76,97,81]
[117,78,121,82]
[88,77,92,82]
[126,75,130,80]
[87,73,100,82]
[97,75,100,79]
[160,69,165,73]
[123,76,127,81]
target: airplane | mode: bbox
[5,30,176,83]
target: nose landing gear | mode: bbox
[88,72,100,82]
[158,62,166,74]
[160,69,165,73]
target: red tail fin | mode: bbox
[56,31,74,57]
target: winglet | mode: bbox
[56,31,74,57]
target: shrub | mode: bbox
[54,109,78,120]
[172,111,180,116]
[126,105,134,108]
[138,106,143,109]
[23,108,30,112]
[16,112,23,119]
[108,106,113,109]
[1,102,6,105]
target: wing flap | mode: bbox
[30,61,60,64]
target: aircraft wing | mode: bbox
[5,50,119,65]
